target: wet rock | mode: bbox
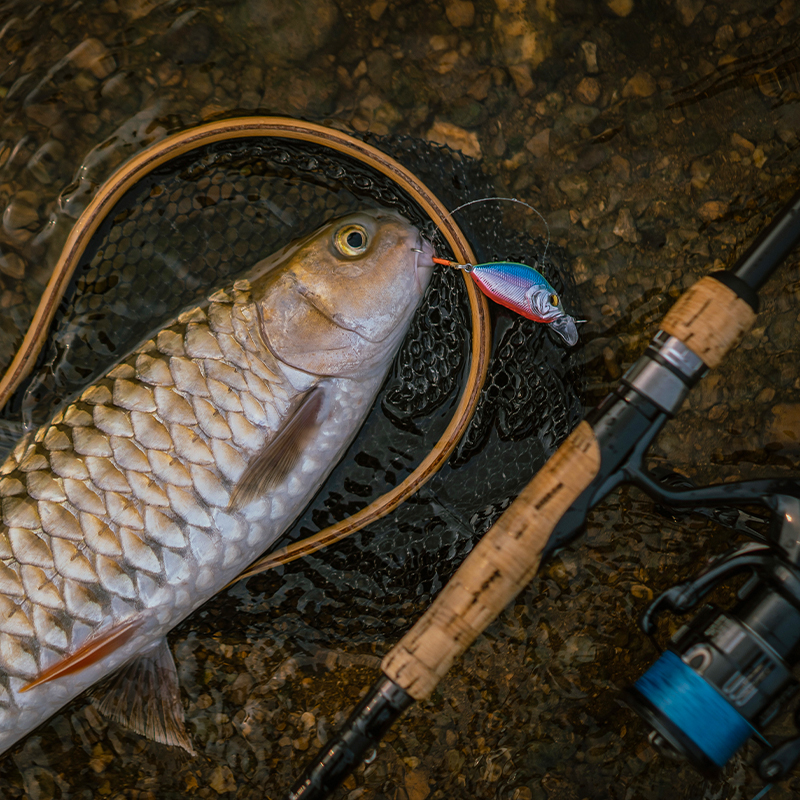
[508,63,534,96]
[233,0,340,66]
[120,0,170,19]
[613,208,639,243]
[675,0,704,26]
[3,196,39,230]
[580,41,599,73]
[606,0,634,16]
[369,0,388,20]
[714,24,735,49]
[525,128,550,158]
[493,2,552,71]
[575,76,600,105]
[558,173,590,202]
[0,251,25,280]
[209,764,236,794]
[445,0,475,27]
[622,71,656,98]
[690,158,713,190]
[68,38,116,79]
[27,140,65,184]
[768,404,800,447]
[626,110,658,143]
[564,102,599,125]
[450,97,487,128]
[731,132,754,153]
[426,120,481,158]
[697,200,728,222]
[161,15,215,65]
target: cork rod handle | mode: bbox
[382,274,758,701]
[382,420,601,699]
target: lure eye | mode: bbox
[550,294,559,307]
[334,224,369,257]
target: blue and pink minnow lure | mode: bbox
[431,257,580,346]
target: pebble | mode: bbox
[606,0,634,16]
[368,0,387,20]
[613,208,639,243]
[675,0,705,26]
[0,251,25,279]
[575,77,601,105]
[558,173,590,202]
[714,24,735,49]
[622,71,656,98]
[68,38,116,79]
[27,140,65,184]
[445,0,475,27]
[525,128,550,158]
[580,41,599,74]
[697,200,728,222]
[426,120,481,158]
[3,196,39,230]
[508,63,534,97]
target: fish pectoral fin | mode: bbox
[93,637,195,755]
[20,616,143,692]
[228,383,328,511]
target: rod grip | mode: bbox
[660,275,757,368]
[382,421,601,699]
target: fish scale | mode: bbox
[0,210,432,754]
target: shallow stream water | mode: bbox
[1,1,800,799]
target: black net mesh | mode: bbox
[1,131,584,643]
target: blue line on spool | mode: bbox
[633,650,756,768]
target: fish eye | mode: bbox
[550,294,559,306]
[334,224,369,257]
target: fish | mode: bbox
[0,209,434,755]
[432,257,580,346]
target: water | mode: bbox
[1,0,800,798]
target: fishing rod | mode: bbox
[285,187,800,799]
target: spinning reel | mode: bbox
[627,478,800,783]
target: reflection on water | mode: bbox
[1,0,800,798]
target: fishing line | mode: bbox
[445,195,552,266]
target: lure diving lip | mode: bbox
[431,257,580,346]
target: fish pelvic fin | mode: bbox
[20,616,143,692]
[228,383,329,511]
[93,637,196,756]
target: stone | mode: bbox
[769,404,800,447]
[575,76,600,105]
[622,71,656,98]
[714,24,735,49]
[675,0,704,26]
[613,208,639,243]
[3,198,39,231]
[426,120,481,158]
[508,63,534,96]
[208,764,236,794]
[525,128,550,158]
[731,132,754,152]
[558,173,590,202]
[27,140,65,184]
[0,251,25,280]
[369,0,387,20]
[445,0,475,27]
[68,38,116,79]
[233,0,339,67]
[606,0,634,16]
[697,200,728,222]
[581,41,599,74]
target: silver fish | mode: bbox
[0,209,434,755]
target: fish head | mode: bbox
[253,210,434,377]
[525,284,579,347]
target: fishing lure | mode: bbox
[432,256,580,346]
